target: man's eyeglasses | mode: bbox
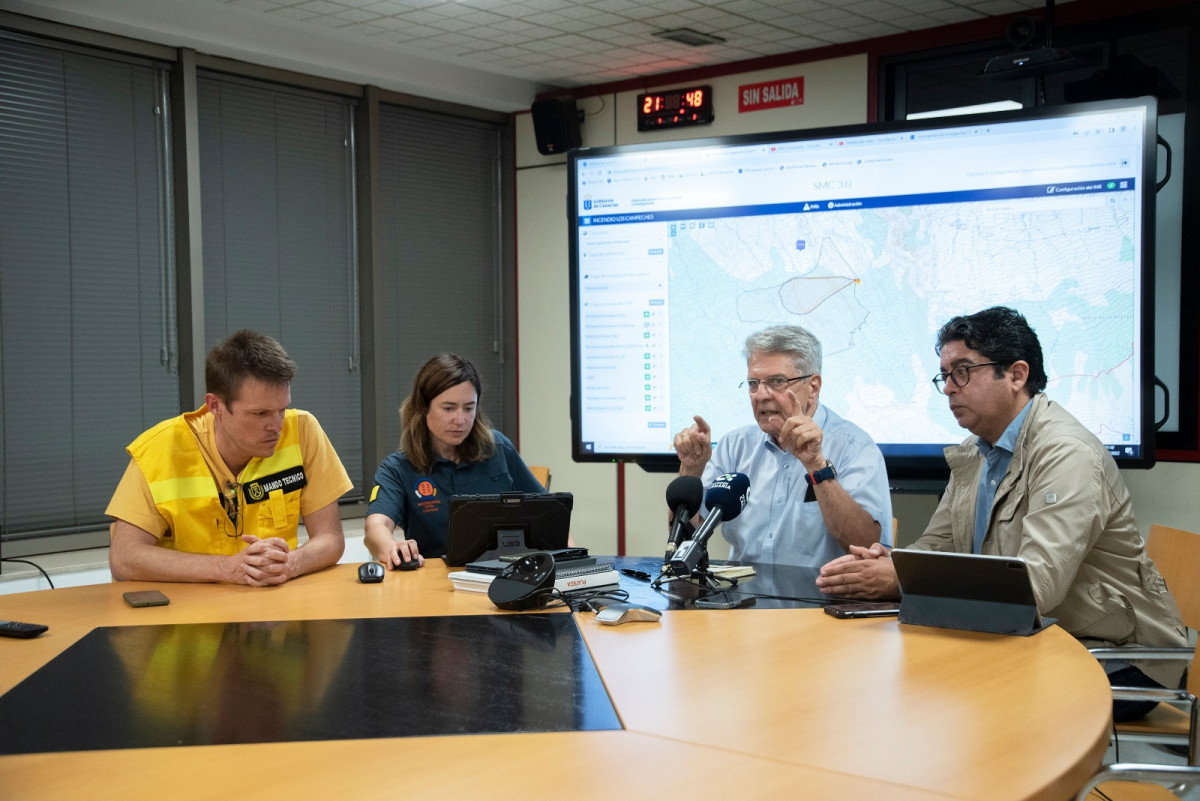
[931,362,1003,394]
[217,481,243,539]
[740,374,812,393]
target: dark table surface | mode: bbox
[605,554,835,611]
[0,612,620,755]
[0,554,842,757]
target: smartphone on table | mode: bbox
[122,590,170,608]
[824,601,900,619]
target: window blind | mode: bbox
[375,105,508,452]
[0,36,177,538]
[197,72,362,497]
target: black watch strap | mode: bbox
[805,461,837,486]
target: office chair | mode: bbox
[528,465,551,490]
[1095,526,1199,758]
[1079,526,1200,799]
[1075,764,1200,800]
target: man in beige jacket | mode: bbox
[817,306,1186,721]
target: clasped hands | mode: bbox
[228,534,294,586]
[816,542,900,599]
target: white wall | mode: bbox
[514,54,1200,557]
[514,161,619,552]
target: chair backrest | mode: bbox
[1146,524,1200,630]
[528,465,551,490]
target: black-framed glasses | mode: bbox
[740,374,812,393]
[931,362,1003,394]
[217,481,243,539]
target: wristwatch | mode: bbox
[805,461,837,486]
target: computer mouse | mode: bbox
[595,603,662,625]
[396,556,423,571]
[358,561,385,583]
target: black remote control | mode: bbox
[0,620,49,639]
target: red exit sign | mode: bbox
[738,77,804,113]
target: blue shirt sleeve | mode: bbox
[367,452,410,530]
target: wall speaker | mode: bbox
[531,98,581,156]
[488,552,556,610]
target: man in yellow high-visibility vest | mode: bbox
[106,330,352,586]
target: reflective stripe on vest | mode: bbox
[128,408,304,555]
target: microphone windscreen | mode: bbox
[704,472,750,520]
[666,475,704,513]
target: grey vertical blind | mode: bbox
[376,105,507,452]
[0,35,177,538]
[197,73,362,496]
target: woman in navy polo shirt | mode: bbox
[364,353,545,568]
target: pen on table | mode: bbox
[621,568,652,581]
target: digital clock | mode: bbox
[636,85,714,131]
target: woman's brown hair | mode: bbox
[399,354,495,473]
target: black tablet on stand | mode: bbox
[443,491,573,566]
[891,550,1054,636]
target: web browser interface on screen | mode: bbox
[571,101,1151,468]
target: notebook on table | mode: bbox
[449,560,619,594]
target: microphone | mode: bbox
[670,473,750,576]
[664,476,704,564]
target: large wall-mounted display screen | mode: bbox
[568,98,1157,480]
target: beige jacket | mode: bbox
[912,394,1186,684]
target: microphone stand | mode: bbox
[651,547,736,592]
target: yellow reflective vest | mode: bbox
[128,407,306,554]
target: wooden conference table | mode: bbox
[0,558,1111,801]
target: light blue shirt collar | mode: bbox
[977,396,1031,456]
[973,397,1033,552]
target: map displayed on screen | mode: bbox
[570,99,1154,472]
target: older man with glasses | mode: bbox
[671,324,892,569]
[817,306,1185,721]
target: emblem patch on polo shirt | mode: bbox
[414,478,441,515]
[242,466,307,504]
